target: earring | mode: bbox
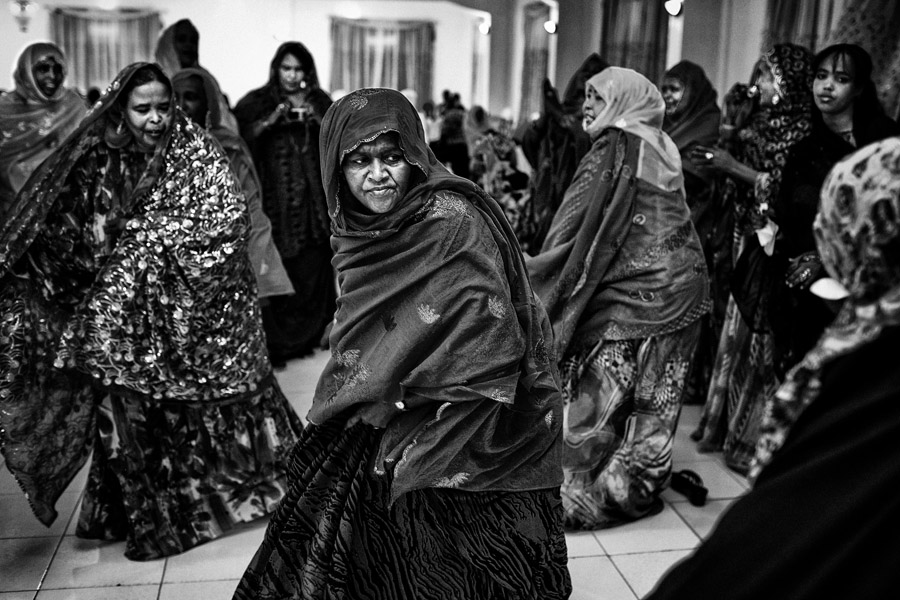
[771,94,780,106]
[116,120,125,134]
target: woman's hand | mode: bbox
[691,145,736,174]
[785,252,824,290]
[265,103,290,128]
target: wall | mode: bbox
[1,0,488,111]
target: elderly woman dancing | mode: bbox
[527,67,710,529]
[232,88,571,599]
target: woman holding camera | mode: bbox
[234,42,335,365]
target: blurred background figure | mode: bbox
[172,67,294,300]
[519,53,609,254]
[0,42,86,212]
[234,42,335,366]
[660,60,722,405]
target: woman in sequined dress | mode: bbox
[0,63,302,561]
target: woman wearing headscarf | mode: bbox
[153,18,240,134]
[690,44,814,474]
[771,44,900,372]
[0,42,87,211]
[661,61,724,404]
[526,67,710,528]
[520,53,610,254]
[646,135,900,600]
[232,88,570,600]
[0,63,302,561]
[234,42,335,364]
[172,67,293,298]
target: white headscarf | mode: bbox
[583,67,683,191]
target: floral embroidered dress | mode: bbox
[527,68,710,529]
[0,63,302,561]
[233,88,571,600]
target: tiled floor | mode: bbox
[1,349,749,599]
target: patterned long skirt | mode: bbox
[76,382,303,561]
[232,419,572,600]
[692,292,780,475]
[559,322,701,529]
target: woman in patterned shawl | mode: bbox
[690,43,814,474]
[0,63,302,561]
[0,42,87,211]
[646,136,900,600]
[526,67,710,529]
[233,88,571,600]
[234,42,335,365]
[172,67,293,298]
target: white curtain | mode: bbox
[330,18,434,106]
[762,0,848,52]
[51,7,160,95]
[519,2,551,124]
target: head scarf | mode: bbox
[0,62,176,271]
[662,60,721,180]
[154,19,198,74]
[171,67,239,149]
[583,67,683,191]
[752,136,900,479]
[560,52,611,115]
[0,42,87,206]
[315,88,562,500]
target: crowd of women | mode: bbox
[1,20,899,598]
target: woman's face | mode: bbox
[660,76,685,116]
[173,21,199,68]
[752,62,778,107]
[174,75,208,126]
[278,53,306,93]
[33,57,63,97]
[813,53,862,117]
[341,132,412,214]
[124,80,172,151]
[582,83,607,127]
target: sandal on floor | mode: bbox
[670,469,708,507]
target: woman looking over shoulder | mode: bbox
[233,88,571,600]
[0,63,302,561]
[234,42,335,364]
[527,67,710,528]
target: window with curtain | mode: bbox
[601,0,669,85]
[329,17,434,107]
[51,7,161,95]
[762,0,847,52]
[519,2,551,125]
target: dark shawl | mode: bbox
[314,88,563,501]
[0,42,87,210]
[172,67,294,298]
[233,42,333,256]
[0,62,272,525]
[520,53,610,253]
[662,60,721,181]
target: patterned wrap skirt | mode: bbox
[232,418,573,600]
[76,382,303,561]
[559,322,701,529]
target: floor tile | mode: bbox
[594,504,700,555]
[567,556,636,600]
[671,498,737,540]
[35,586,158,600]
[0,463,22,495]
[612,550,694,598]
[0,493,79,539]
[162,525,266,583]
[564,531,606,558]
[159,580,240,600]
[41,537,164,590]
[0,593,36,600]
[0,537,58,592]
[673,459,748,500]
